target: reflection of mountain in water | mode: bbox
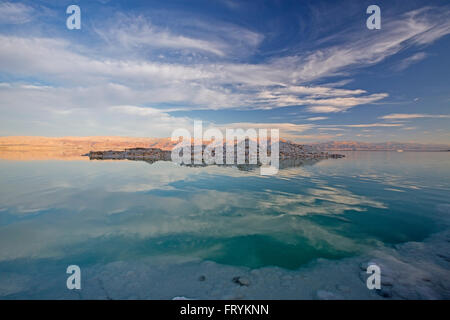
[85,140,344,173]
[138,158,322,172]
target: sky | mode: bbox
[0,0,449,143]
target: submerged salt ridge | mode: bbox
[2,227,449,299]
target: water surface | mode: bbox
[0,151,449,298]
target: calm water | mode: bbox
[0,151,449,298]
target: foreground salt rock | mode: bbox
[2,229,448,299]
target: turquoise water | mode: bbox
[0,151,449,298]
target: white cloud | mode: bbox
[95,14,264,59]
[380,114,450,120]
[110,105,171,117]
[317,127,345,131]
[315,123,404,131]
[0,35,388,112]
[214,122,314,141]
[340,123,404,128]
[95,15,227,56]
[395,52,427,71]
[270,7,450,83]
[0,2,33,24]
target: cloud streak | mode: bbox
[395,52,427,70]
[380,113,450,120]
[95,14,229,57]
[0,1,33,24]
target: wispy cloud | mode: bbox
[380,113,450,120]
[395,52,427,70]
[0,34,388,112]
[342,123,404,128]
[0,1,33,24]
[283,6,450,82]
[317,127,345,131]
[94,13,264,60]
[95,15,227,56]
[328,123,404,128]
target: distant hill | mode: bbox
[1,136,448,160]
[310,141,450,151]
[0,136,176,160]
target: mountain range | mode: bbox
[311,141,450,151]
[0,136,448,160]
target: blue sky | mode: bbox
[0,0,449,143]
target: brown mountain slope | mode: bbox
[0,136,174,160]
